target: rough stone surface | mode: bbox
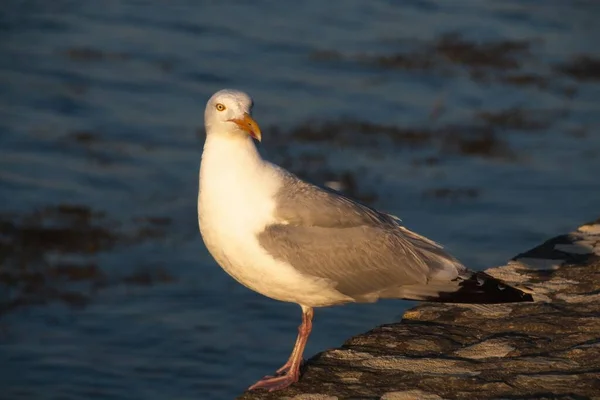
[239,218,600,400]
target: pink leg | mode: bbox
[273,331,303,376]
[248,306,314,392]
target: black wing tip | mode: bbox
[426,272,534,304]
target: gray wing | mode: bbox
[259,170,465,300]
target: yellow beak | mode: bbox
[230,113,262,142]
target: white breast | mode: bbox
[197,135,349,307]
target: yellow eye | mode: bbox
[216,103,226,111]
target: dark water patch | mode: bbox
[128,217,173,242]
[497,74,578,98]
[498,73,551,89]
[48,263,105,282]
[62,47,131,63]
[311,48,436,72]
[411,156,441,167]
[265,113,525,207]
[309,50,344,62]
[0,264,175,316]
[0,205,175,316]
[35,94,92,118]
[434,33,531,70]
[476,107,563,131]
[164,21,207,36]
[440,126,516,160]
[367,52,436,71]
[156,58,175,73]
[272,98,575,162]
[422,187,481,202]
[566,127,588,139]
[555,54,600,81]
[312,33,532,72]
[284,120,434,148]
[63,81,90,96]
[119,267,175,287]
[310,33,585,97]
[68,131,100,145]
[133,216,171,227]
[273,119,517,160]
[62,129,162,165]
[1,205,116,255]
[184,71,230,84]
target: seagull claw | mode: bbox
[248,372,299,392]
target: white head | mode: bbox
[204,89,262,142]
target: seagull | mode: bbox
[197,89,533,392]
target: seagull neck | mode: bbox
[202,133,264,170]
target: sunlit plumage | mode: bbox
[197,89,533,392]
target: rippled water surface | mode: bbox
[1,1,599,399]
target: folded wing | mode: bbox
[258,170,466,301]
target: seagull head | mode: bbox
[204,89,262,142]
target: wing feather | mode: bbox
[257,170,466,300]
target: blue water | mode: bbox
[1,1,599,399]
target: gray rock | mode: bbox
[239,218,600,400]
